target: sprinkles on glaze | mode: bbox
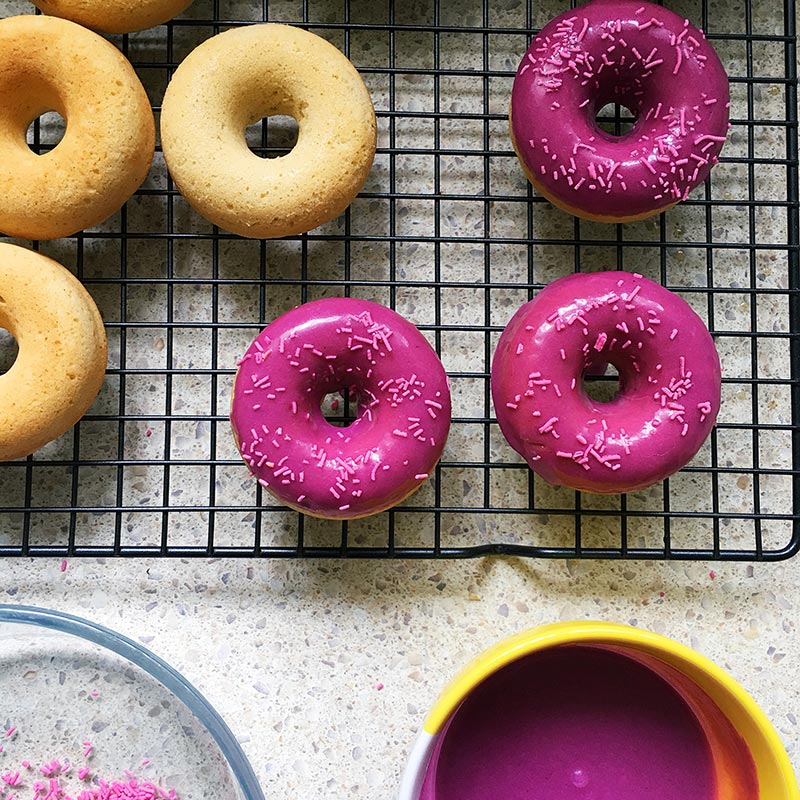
[230,298,451,519]
[491,272,721,494]
[510,0,730,222]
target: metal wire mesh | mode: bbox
[0,0,797,560]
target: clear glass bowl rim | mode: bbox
[0,603,265,800]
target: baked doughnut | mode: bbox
[510,0,730,223]
[0,243,107,462]
[160,23,377,239]
[230,298,451,519]
[31,0,194,34]
[491,272,721,494]
[0,15,155,241]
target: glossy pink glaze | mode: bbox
[511,0,730,220]
[491,272,721,493]
[230,298,451,519]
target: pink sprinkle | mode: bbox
[709,570,716,580]
[593,332,607,351]
[673,45,683,74]
[145,428,152,437]
[59,561,67,573]
[90,691,99,698]
[376,683,384,691]
[141,760,150,767]
[538,416,559,434]
[415,474,429,480]
[695,133,727,144]
[5,729,15,738]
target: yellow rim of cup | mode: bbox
[420,621,798,799]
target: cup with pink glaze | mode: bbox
[398,622,799,800]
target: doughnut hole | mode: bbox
[594,102,637,139]
[581,362,621,405]
[320,389,358,427]
[0,327,18,375]
[245,115,299,159]
[26,110,67,154]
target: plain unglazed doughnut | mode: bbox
[510,0,730,223]
[160,23,377,239]
[491,272,721,494]
[0,243,107,462]
[0,15,155,241]
[230,298,451,519]
[31,0,194,34]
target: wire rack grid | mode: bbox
[0,0,797,561]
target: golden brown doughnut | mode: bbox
[160,23,377,239]
[0,15,155,241]
[0,244,107,462]
[31,0,194,34]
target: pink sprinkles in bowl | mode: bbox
[0,737,177,800]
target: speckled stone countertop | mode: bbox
[0,0,799,796]
[2,556,798,796]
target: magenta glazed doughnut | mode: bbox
[231,298,451,519]
[491,272,721,494]
[510,0,730,223]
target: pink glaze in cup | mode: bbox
[419,645,723,800]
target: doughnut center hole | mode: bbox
[582,362,621,404]
[595,102,637,138]
[0,327,19,375]
[26,111,67,154]
[321,389,359,428]
[246,115,299,159]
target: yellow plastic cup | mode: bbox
[398,621,799,800]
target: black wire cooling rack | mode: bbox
[0,0,798,560]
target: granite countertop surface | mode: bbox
[1,0,799,796]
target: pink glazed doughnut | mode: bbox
[510,0,730,222]
[231,298,451,519]
[491,272,721,494]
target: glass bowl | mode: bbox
[0,604,264,800]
